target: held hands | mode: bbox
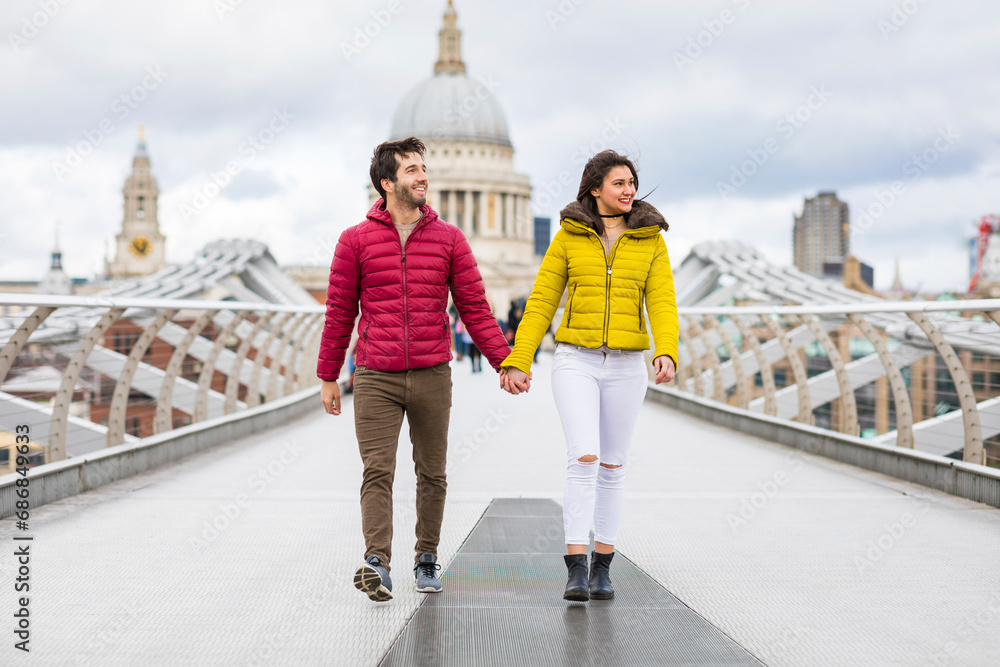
[321,380,341,415]
[653,355,676,384]
[500,367,531,395]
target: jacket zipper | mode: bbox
[567,283,578,327]
[603,234,626,346]
[401,234,410,369]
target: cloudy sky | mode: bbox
[2,0,998,293]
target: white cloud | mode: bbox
[1,0,998,293]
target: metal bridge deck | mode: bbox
[2,351,999,666]
[381,498,760,666]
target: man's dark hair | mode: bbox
[370,137,427,200]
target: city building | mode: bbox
[106,125,167,279]
[35,223,73,296]
[793,191,849,278]
[374,1,539,313]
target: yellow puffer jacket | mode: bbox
[502,200,679,375]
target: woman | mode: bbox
[501,150,678,601]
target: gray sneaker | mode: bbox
[413,552,442,593]
[354,555,392,602]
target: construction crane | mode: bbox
[969,214,1000,293]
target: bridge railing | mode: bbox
[0,293,325,469]
[672,300,1000,467]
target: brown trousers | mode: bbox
[353,362,452,572]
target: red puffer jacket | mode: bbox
[316,200,510,381]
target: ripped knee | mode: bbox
[577,454,598,464]
[599,462,621,469]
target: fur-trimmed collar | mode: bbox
[559,199,668,231]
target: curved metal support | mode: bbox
[764,315,812,424]
[802,315,858,436]
[224,311,274,415]
[283,313,322,397]
[0,306,56,386]
[295,324,323,392]
[155,309,218,434]
[107,309,178,447]
[679,321,704,395]
[247,312,293,408]
[706,315,748,409]
[733,315,777,417]
[848,314,914,448]
[49,307,125,461]
[268,313,309,402]
[908,312,983,464]
[675,328,693,388]
[194,310,251,423]
[686,315,723,401]
[293,316,324,392]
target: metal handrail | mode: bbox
[0,293,326,464]
[671,299,1000,467]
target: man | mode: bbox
[318,137,511,602]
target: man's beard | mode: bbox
[395,183,427,208]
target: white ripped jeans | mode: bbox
[551,343,648,546]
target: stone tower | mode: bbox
[107,125,167,279]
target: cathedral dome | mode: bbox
[388,2,511,148]
[390,74,511,147]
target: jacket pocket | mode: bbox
[638,288,646,333]
[567,283,578,327]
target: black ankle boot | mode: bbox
[563,554,589,601]
[589,551,615,600]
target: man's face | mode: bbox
[383,152,428,208]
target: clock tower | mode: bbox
[107,124,167,279]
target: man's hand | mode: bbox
[500,367,531,395]
[321,380,341,415]
[653,356,676,384]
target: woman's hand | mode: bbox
[500,367,531,395]
[652,356,676,385]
